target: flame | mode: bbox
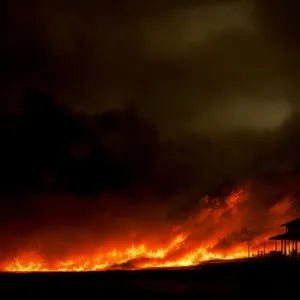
[2,188,297,273]
[3,235,249,272]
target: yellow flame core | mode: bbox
[2,189,288,273]
[3,235,252,273]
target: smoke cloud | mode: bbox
[1,0,300,262]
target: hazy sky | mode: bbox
[2,0,300,199]
[3,0,299,137]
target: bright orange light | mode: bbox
[1,188,293,273]
[3,235,251,272]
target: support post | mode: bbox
[264,242,266,256]
[284,240,287,256]
[248,244,251,258]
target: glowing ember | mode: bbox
[1,188,297,273]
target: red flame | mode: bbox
[2,187,298,272]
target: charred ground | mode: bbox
[1,259,299,299]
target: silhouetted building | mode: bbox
[269,218,300,255]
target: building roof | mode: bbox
[269,232,300,241]
[281,217,300,227]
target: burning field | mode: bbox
[2,6,300,300]
[2,181,299,273]
[1,89,300,274]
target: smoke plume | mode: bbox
[1,0,300,266]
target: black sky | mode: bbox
[1,0,300,222]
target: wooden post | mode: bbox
[275,240,277,251]
[248,244,251,258]
[284,240,287,255]
[289,240,290,255]
[281,240,283,253]
[264,242,266,256]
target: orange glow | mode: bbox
[3,236,249,272]
[2,188,297,273]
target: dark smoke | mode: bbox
[1,0,300,256]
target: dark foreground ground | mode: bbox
[1,258,298,299]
